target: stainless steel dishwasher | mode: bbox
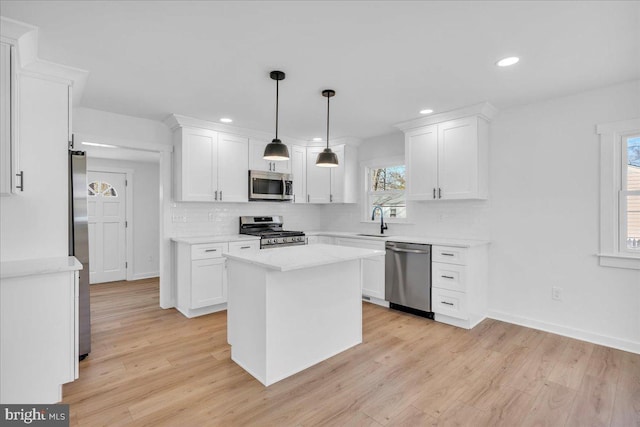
[385,241,433,318]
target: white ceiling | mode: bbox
[1,1,638,141]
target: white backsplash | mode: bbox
[170,199,490,240]
[170,202,332,237]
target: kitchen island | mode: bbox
[224,244,383,386]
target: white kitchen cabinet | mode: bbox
[291,145,306,203]
[191,258,226,308]
[0,41,13,196]
[306,235,335,245]
[400,106,494,201]
[173,127,248,202]
[176,241,229,317]
[431,244,488,329]
[249,139,291,173]
[227,240,260,254]
[333,237,386,304]
[304,145,357,204]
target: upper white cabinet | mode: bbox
[303,144,357,204]
[397,103,496,201]
[249,139,291,173]
[291,145,306,203]
[0,42,12,196]
[173,127,248,202]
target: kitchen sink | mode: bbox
[356,234,389,238]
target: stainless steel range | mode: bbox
[239,216,306,249]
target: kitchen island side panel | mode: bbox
[264,260,362,386]
[227,260,268,383]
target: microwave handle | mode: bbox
[282,177,286,198]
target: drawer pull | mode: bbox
[441,275,455,279]
[240,246,251,249]
[205,249,218,252]
[441,253,455,257]
[441,301,454,306]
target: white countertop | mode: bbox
[306,231,489,248]
[1,256,82,279]
[224,243,384,272]
[171,234,260,244]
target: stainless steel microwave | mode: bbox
[248,170,293,201]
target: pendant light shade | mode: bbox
[264,70,290,161]
[316,89,339,168]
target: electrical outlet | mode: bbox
[172,215,186,223]
[552,286,563,301]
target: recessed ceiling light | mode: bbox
[496,56,520,67]
[220,118,233,123]
[419,109,434,115]
[82,142,117,148]
[312,137,323,142]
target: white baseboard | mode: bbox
[130,272,160,281]
[487,309,640,355]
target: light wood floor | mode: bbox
[64,278,640,426]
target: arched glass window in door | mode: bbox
[88,181,118,197]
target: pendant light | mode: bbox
[263,70,290,161]
[316,89,339,167]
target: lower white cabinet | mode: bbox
[175,239,260,318]
[333,237,387,305]
[190,258,226,309]
[431,244,488,329]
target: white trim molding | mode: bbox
[488,309,640,355]
[597,118,640,270]
[394,102,498,132]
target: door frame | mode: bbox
[87,166,134,282]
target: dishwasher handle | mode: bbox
[387,247,430,255]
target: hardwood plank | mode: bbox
[610,350,640,427]
[548,338,595,390]
[521,381,577,427]
[565,374,616,427]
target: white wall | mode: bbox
[1,75,70,262]
[327,80,640,352]
[87,157,160,279]
[488,80,640,352]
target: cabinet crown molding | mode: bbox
[164,114,361,147]
[394,102,498,132]
[1,16,88,104]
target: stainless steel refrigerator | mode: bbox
[69,150,91,359]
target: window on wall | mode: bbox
[365,161,406,222]
[623,135,640,252]
[597,118,640,269]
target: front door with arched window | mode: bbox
[87,171,127,283]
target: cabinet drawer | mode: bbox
[432,287,468,320]
[432,262,466,292]
[227,240,260,254]
[335,237,385,250]
[191,243,227,260]
[432,246,467,265]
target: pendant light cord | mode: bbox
[326,94,330,149]
[275,79,279,140]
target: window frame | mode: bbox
[597,118,640,269]
[620,134,640,255]
[361,156,408,224]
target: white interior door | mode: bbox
[87,171,127,284]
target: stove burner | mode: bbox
[239,216,306,249]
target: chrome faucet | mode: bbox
[371,206,388,234]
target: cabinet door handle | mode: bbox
[441,275,455,279]
[438,188,442,199]
[293,194,296,203]
[441,253,455,257]
[441,301,454,306]
[219,191,222,200]
[240,246,251,249]
[330,194,333,203]
[433,188,436,199]
[214,190,218,201]
[307,194,310,203]
[16,171,24,191]
[205,249,218,252]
